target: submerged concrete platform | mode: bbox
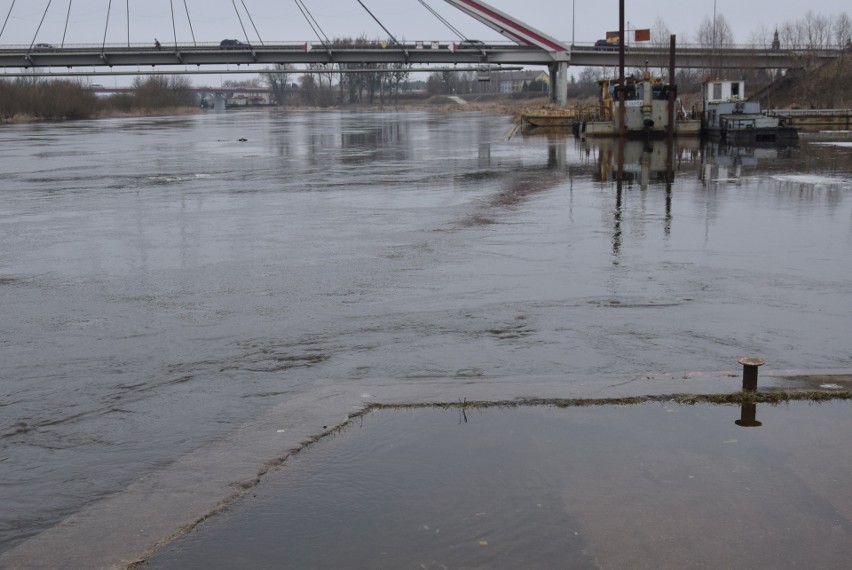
[2,369,851,569]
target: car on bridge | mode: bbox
[219,39,244,49]
[32,43,56,50]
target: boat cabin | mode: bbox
[702,79,797,144]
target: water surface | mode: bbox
[145,401,852,569]
[1,110,851,552]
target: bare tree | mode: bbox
[780,11,836,51]
[802,11,832,50]
[695,13,734,47]
[386,62,411,105]
[261,64,294,105]
[426,72,454,95]
[833,12,852,48]
[650,17,672,77]
[651,17,671,46]
[132,75,194,109]
[299,74,319,105]
[747,25,772,49]
[695,13,734,77]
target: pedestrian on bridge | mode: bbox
[154,39,161,50]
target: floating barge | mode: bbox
[521,73,701,138]
[575,73,701,138]
[764,108,852,132]
[702,80,798,145]
[521,107,584,128]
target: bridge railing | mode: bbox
[0,40,527,50]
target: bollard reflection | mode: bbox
[735,401,763,428]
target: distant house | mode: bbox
[224,87,272,106]
[491,70,551,94]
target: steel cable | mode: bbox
[63,0,72,47]
[102,0,112,51]
[30,0,54,50]
[230,0,251,46]
[356,0,405,53]
[1,0,17,41]
[294,0,331,51]
[169,0,177,47]
[182,0,196,46]
[240,1,263,45]
[417,0,467,41]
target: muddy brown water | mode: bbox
[1,110,851,554]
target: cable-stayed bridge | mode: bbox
[0,0,845,105]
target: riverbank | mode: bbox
[0,98,528,125]
[0,76,197,124]
[0,106,203,125]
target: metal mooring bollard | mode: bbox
[737,357,765,391]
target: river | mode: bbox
[1,110,851,554]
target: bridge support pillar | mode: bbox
[213,93,226,112]
[550,62,569,107]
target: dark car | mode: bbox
[219,39,244,48]
[459,39,485,47]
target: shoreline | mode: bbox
[0,97,549,126]
[0,106,203,125]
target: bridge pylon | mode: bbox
[551,61,569,106]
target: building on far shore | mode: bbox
[488,70,551,95]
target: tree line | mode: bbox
[0,76,195,122]
[571,9,851,106]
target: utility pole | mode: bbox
[618,0,625,136]
[572,0,575,47]
[712,0,717,76]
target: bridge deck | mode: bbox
[0,43,843,70]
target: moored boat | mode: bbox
[576,72,701,138]
[701,80,798,145]
[522,107,582,128]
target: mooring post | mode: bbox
[737,357,765,391]
[667,35,676,140]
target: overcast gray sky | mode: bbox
[0,0,848,47]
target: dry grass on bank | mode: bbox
[93,106,202,120]
[0,76,200,124]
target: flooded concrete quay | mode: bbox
[1,110,851,567]
[143,400,852,570]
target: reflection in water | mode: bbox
[569,135,851,253]
[459,135,574,227]
[701,144,757,184]
[591,138,699,190]
[613,138,625,259]
[665,137,674,236]
[583,137,690,257]
[736,401,763,428]
[547,138,568,170]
